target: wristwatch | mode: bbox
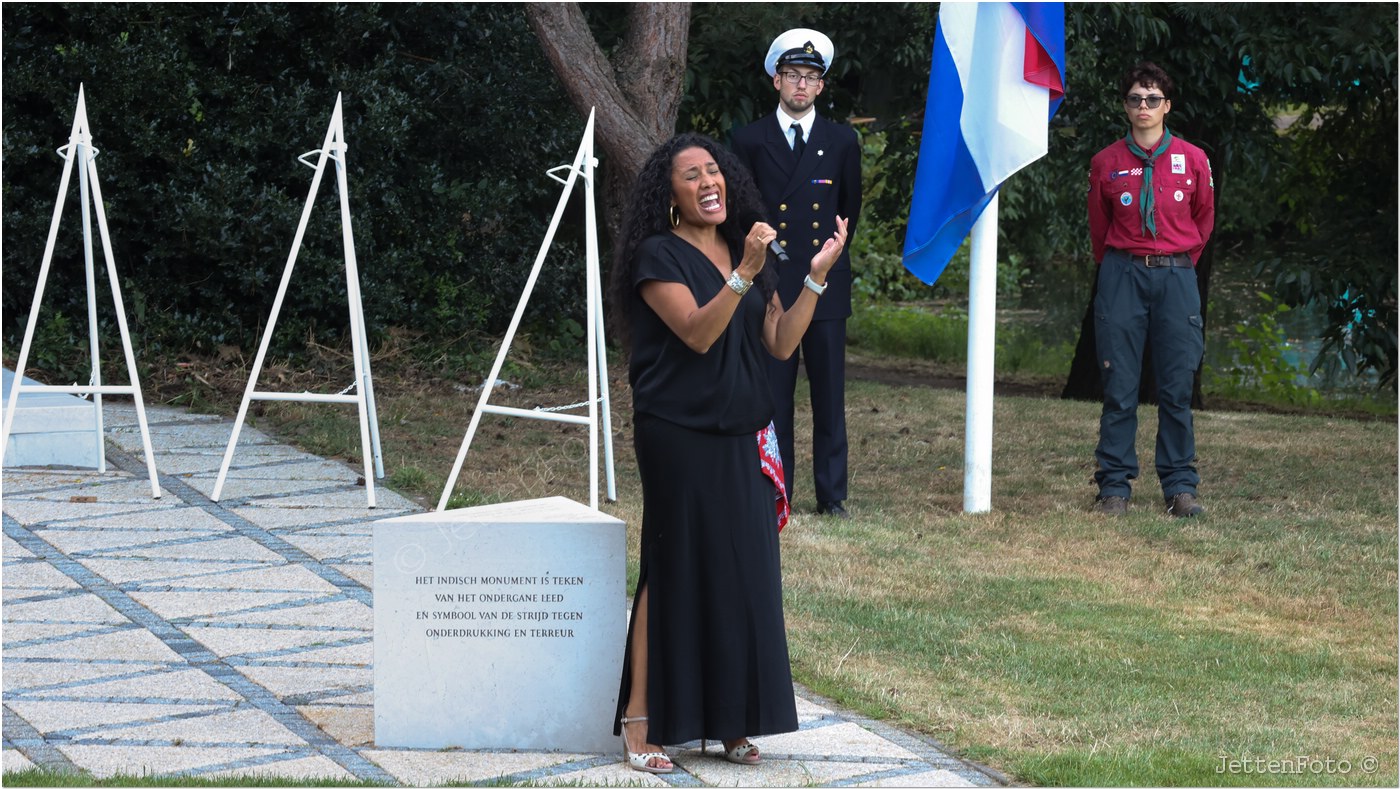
[803,275,828,296]
[727,270,752,296]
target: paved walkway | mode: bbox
[2,403,1003,787]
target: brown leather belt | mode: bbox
[1130,253,1193,268]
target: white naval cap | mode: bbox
[763,28,835,77]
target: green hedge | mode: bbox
[2,3,586,363]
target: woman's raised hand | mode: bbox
[808,216,849,281]
[740,222,777,280]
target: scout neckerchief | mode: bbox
[1124,127,1173,238]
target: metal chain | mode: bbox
[533,397,602,413]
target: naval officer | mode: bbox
[732,27,862,518]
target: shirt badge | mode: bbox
[1174,190,1184,202]
[1110,169,1132,181]
[1171,153,1186,174]
[1120,192,1132,206]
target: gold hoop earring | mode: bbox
[669,205,681,229]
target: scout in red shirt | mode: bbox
[1087,62,1215,518]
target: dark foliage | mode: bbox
[2,3,584,367]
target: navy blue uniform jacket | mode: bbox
[731,113,862,321]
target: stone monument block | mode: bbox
[2,368,99,468]
[373,496,626,752]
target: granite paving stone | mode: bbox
[96,535,289,563]
[179,624,365,658]
[331,564,374,587]
[17,667,245,703]
[2,561,85,589]
[534,761,672,787]
[127,590,330,621]
[854,768,979,786]
[0,500,178,525]
[31,526,233,555]
[232,505,396,529]
[363,749,583,786]
[220,597,371,628]
[2,750,36,773]
[5,628,186,663]
[111,708,308,746]
[3,535,35,557]
[56,744,297,779]
[34,508,233,532]
[203,753,358,782]
[6,700,228,734]
[295,705,373,747]
[2,661,167,691]
[232,664,370,698]
[3,594,129,624]
[3,402,1003,787]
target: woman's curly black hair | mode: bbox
[607,132,777,347]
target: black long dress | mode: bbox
[612,233,799,746]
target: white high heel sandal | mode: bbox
[700,737,761,764]
[619,715,674,774]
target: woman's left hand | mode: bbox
[808,215,849,283]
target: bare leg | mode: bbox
[622,585,672,770]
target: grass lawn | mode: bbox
[140,350,1397,787]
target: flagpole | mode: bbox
[963,191,998,513]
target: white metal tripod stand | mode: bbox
[1,85,161,498]
[211,94,384,507]
[436,109,617,512]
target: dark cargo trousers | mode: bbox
[1093,249,1205,502]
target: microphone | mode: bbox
[768,239,790,264]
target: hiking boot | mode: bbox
[1167,492,1204,518]
[1094,495,1128,515]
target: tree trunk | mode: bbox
[523,2,691,242]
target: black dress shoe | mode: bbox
[816,501,850,519]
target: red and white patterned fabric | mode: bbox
[758,422,790,532]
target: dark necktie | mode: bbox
[791,122,806,160]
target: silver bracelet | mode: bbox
[803,275,828,296]
[727,270,752,296]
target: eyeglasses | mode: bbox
[1124,94,1166,109]
[779,71,823,86]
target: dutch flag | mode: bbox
[902,2,1066,285]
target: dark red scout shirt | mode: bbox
[1088,135,1215,264]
